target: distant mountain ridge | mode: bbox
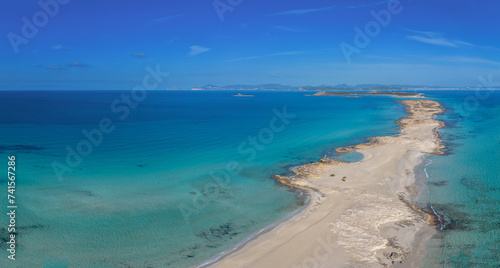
[190,84,433,91]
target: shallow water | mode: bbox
[333,151,364,163]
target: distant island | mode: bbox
[189,83,428,91]
[170,83,497,91]
[312,91,424,98]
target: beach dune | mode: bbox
[209,99,444,268]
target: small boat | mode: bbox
[233,93,255,97]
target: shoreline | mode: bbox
[195,190,312,267]
[204,98,445,268]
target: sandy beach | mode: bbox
[209,98,445,268]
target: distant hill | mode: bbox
[192,84,298,91]
[190,84,431,91]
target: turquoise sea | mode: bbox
[418,90,500,267]
[0,90,498,267]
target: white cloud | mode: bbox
[362,55,406,61]
[46,65,62,70]
[434,56,500,66]
[407,35,459,47]
[188,45,211,56]
[403,28,474,48]
[51,45,67,50]
[132,52,146,58]
[153,14,183,23]
[270,1,388,16]
[67,62,88,67]
[271,5,337,16]
[400,28,438,37]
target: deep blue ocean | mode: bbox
[0,90,498,267]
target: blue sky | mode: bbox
[1,0,499,90]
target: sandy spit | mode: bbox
[206,99,444,268]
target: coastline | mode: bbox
[196,191,312,267]
[204,98,445,268]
